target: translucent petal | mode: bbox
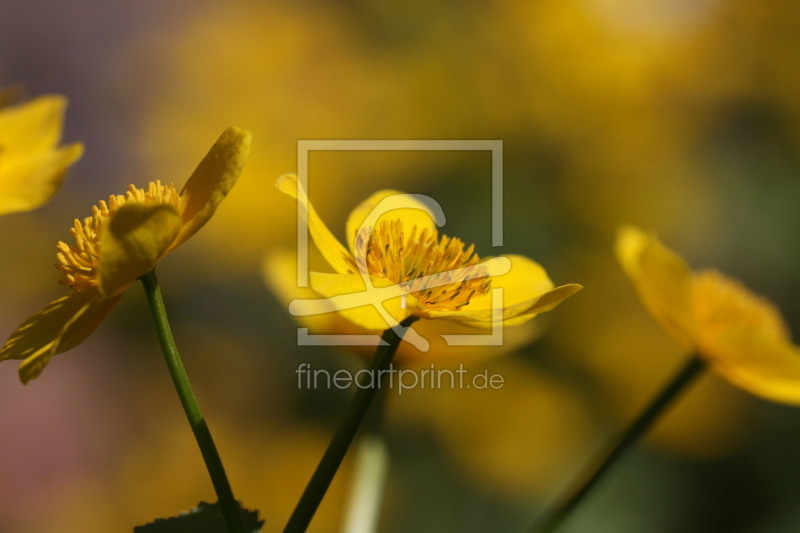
[426,284,583,328]
[466,255,555,311]
[0,288,123,383]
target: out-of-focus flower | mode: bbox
[275,174,581,343]
[548,255,754,459]
[616,225,800,405]
[0,127,251,383]
[0,89,83,216]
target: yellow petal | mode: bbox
[263,249,358,334]
[173,126,252,249]
[428,284,583,327]
[615,225,697,349]
[97,203,183,296]
[294,272,416,331]
[0,143,83,215]
[276,173,354,274]
[466,255,555,310]
[423,255,582,327]
[0,288,123,383]
[345,189,442,256]
[0,95,67,154]
[703,330,800,405]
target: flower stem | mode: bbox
[140,269,245,533]
[283,315,419,533]
[531,355,706,533]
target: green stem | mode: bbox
[140,269,245,533]
[284,315,419,533]
[531,355,706,533]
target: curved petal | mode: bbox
[0,143,83,215]
[172,126,252,249]
[420,255,580,326]
[466,255,555,311]
[97,203,183,297]
[426,283,583,327]
[276,173,354,274]
[615,225,697,349]
[345,189,441,256]
[293,271,416,331]
[0,95,67,154]
[0,288,123,383]
[703,329,800,405]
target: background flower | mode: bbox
[0,91,82,216]
[616,225,800,405]
[2,0,800,531]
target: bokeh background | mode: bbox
[2,0,800,531]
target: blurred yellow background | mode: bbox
[2,0,800,531]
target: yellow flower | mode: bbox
[276,173,581,348]
[0,90,83,215]
[0,127,251,383]
[616,225,800,405]
[264,249,544,365]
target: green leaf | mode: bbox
[133,501,264,533]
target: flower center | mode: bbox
[691,269,790,341]
[56,181,183,291]
[353,220,491,311]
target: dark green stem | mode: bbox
[283,315,419,533]
[140,269,245,533]
[531,355,706,533]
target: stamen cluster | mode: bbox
[353,220,491,311]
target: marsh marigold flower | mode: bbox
[264,250,550,365]
[0,127,251,383]
[616,225,800,405]
[0,89,83,215]
[276,174,581,345]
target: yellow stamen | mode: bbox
[692,269,790,341]
[55,181,183,290]
[353,220,490,311]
